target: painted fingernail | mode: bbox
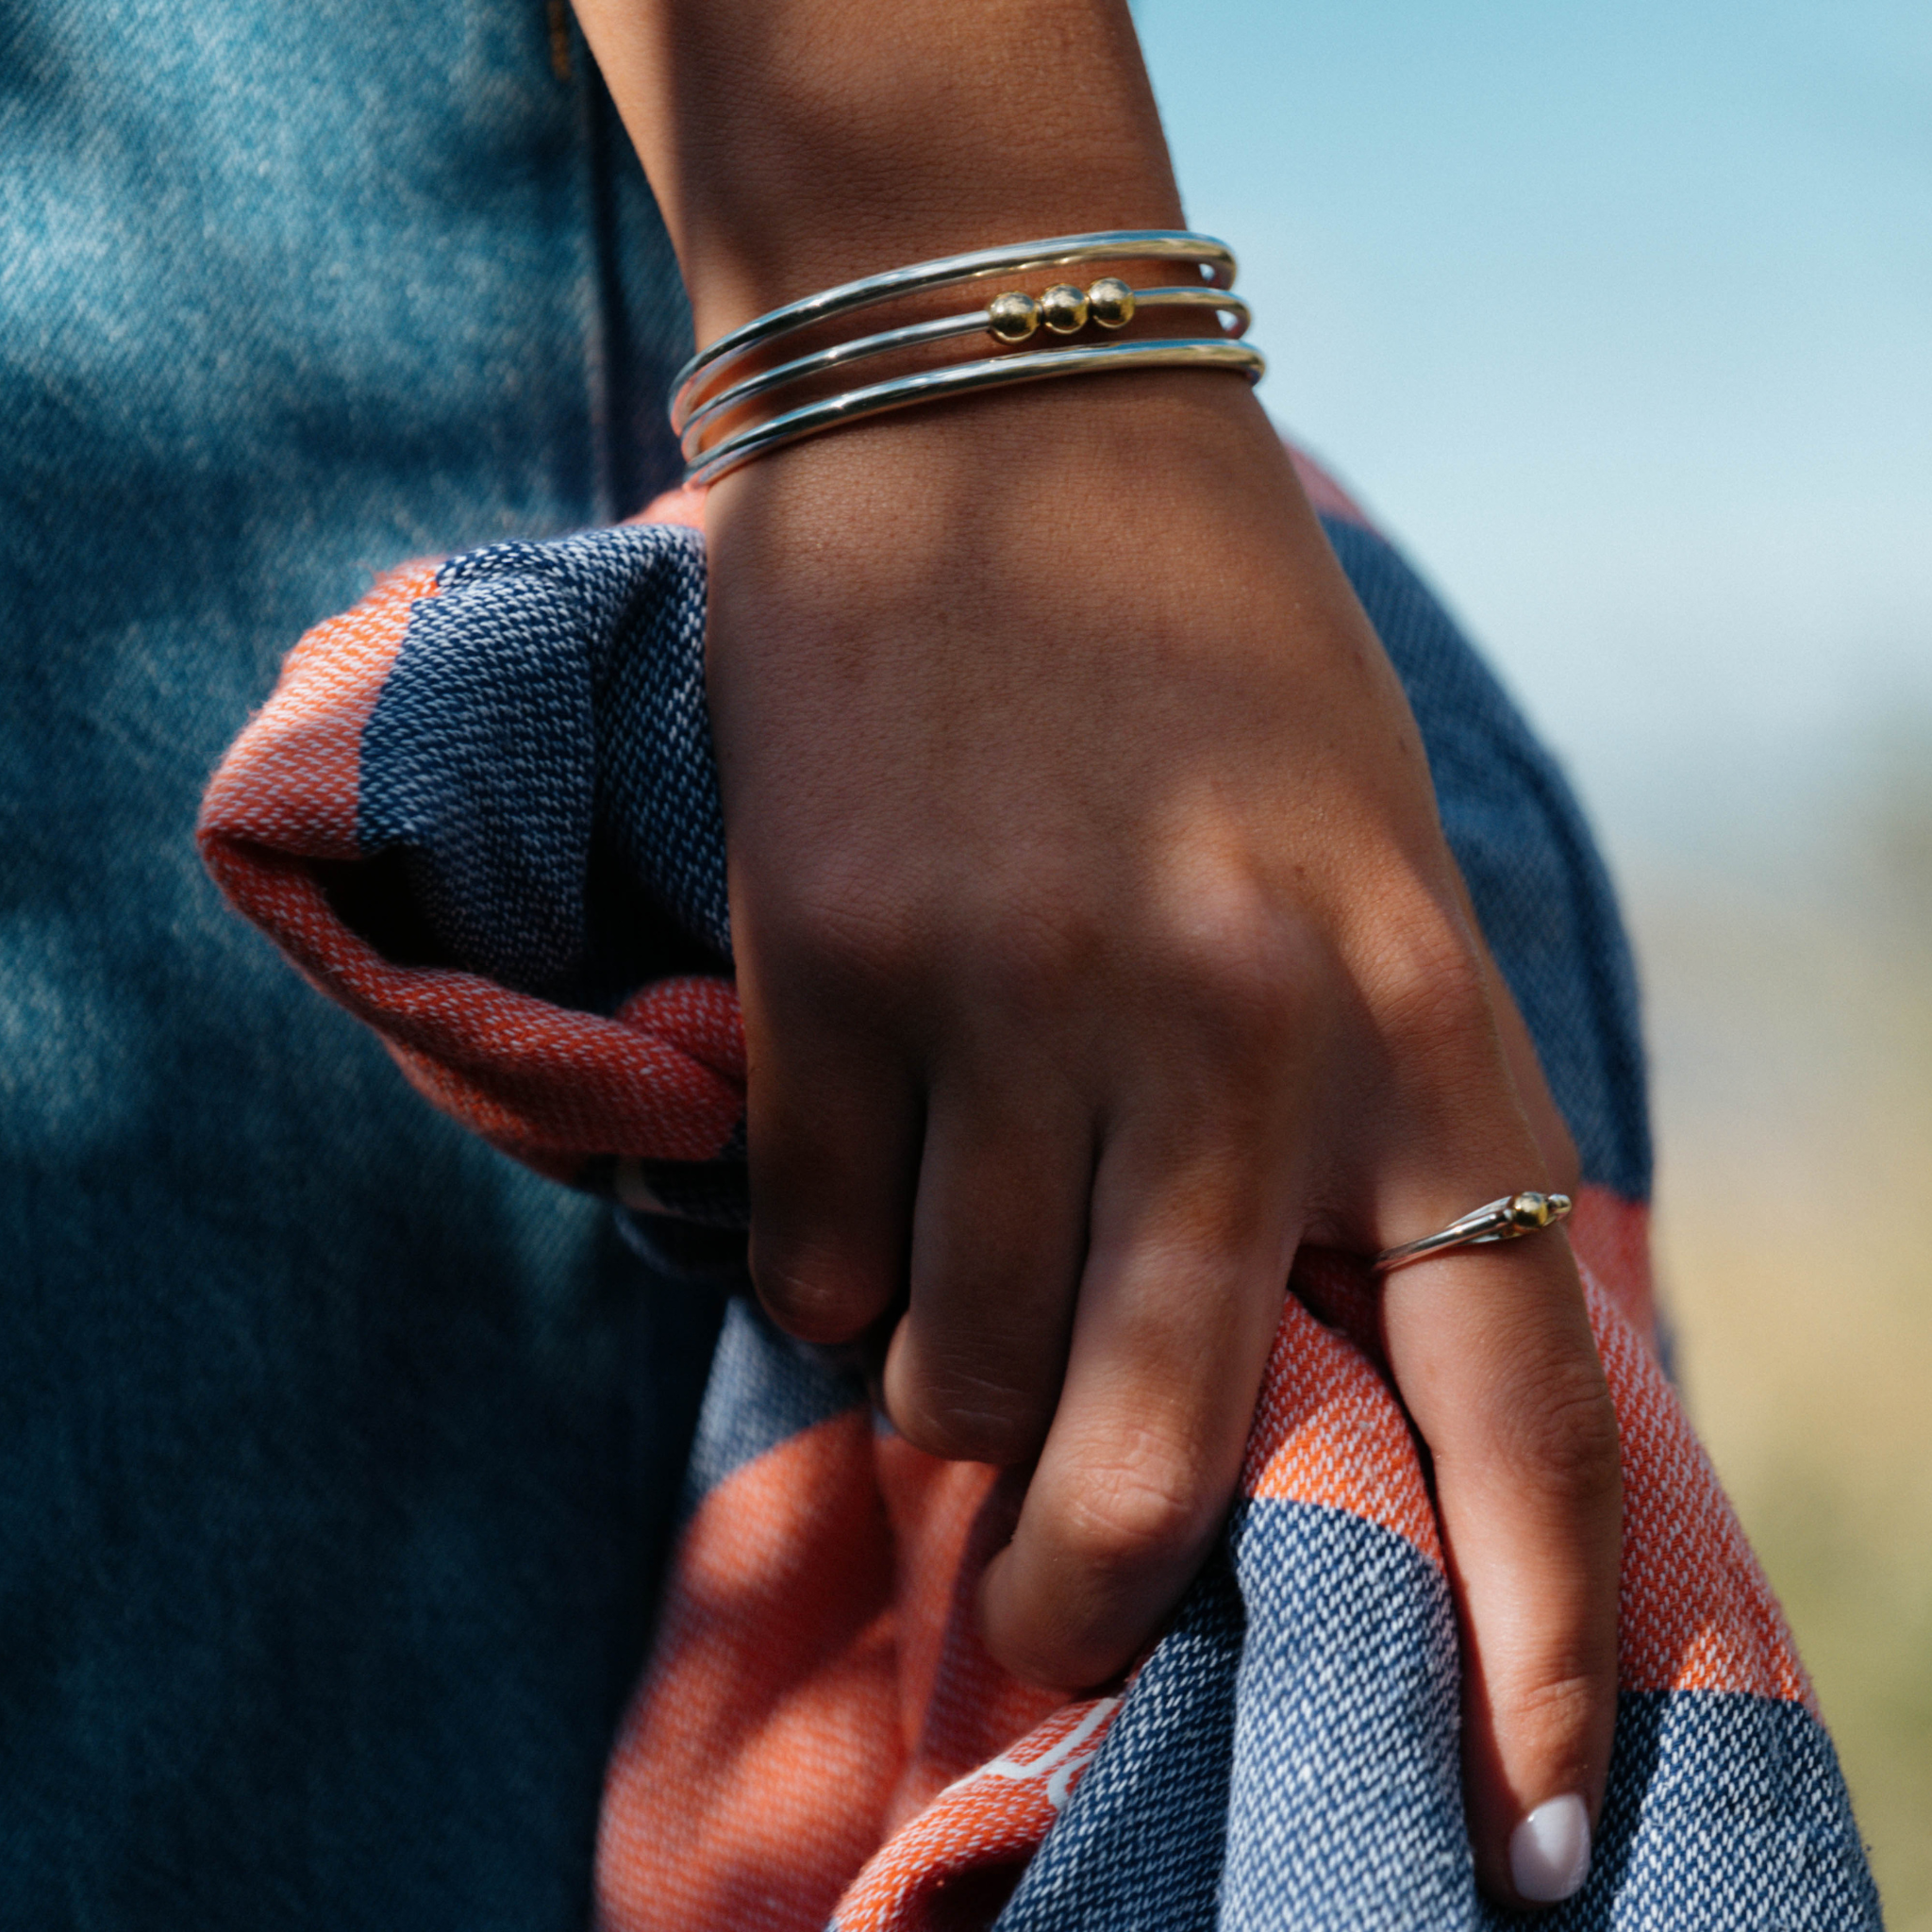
[1509,1793,1591,1904]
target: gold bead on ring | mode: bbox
[1372,1191,1574,1274]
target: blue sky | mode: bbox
[1139,1,1932,869]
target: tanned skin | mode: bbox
[571,0,1622,1905]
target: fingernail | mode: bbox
[1509,1793,1591,1904]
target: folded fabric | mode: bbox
[199,458,1879,1928]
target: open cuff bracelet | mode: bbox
[670,230,1265,487]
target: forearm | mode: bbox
[569,0,1186,341]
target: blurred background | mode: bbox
[1140,0,1931,1914]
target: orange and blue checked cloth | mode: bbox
[199,458,1878,1928]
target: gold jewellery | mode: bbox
[986,276,1137,341]
[670,231,1264,488]
[1372,1191,1574,1275]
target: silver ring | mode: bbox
[681,337,1265,489]
[1372,1191,1574,1275]
[669,229,1238,429]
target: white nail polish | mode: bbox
[1509,1793,1591,1904]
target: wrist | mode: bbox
[575,0,1184,340]
[681,193,1191,351]
[703,368,1320,624]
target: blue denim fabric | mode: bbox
[0,4,717,1927]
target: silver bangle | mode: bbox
[1372,1191,1574,1275]
[676,285,1253,458]
[669,229,1238,431]
[681,336,1265,490]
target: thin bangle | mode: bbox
[669,230,1237,430]
[682,335,1265,490]
[675,286,1253,458]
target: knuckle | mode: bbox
[1145,1188,1272,1271]
[894,1356,1050,1467]
[1144,884,1320,1050]
[1056,1429,1216,1574]
[768,869,1117,1031]
[1491,1656,1616,1809]
[897,1394,1039,1468]
[1499,1360,1624,1507]
[749,1240,882,1344]
[1363,907,1491,1053]
[1509,1665,1606,1744]
[755,863,936,1007]
[952,896,1107,1021]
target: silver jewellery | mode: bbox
[674,285,1251,458]
[1372,1191,1574,1275]
[670,230,1265,488]
[671,230,1236,422]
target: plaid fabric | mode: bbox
[199,456,1877,1928]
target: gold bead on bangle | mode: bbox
[987,291,1041,342]
[1039,283,1091,334]
[989,278,1139,344]
[1088,276,1136,328]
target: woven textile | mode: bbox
[199,461,1878,1928]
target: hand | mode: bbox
[700,368,1622,1907]
[568,0,1620,1896]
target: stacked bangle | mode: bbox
[671,230,1265,487]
